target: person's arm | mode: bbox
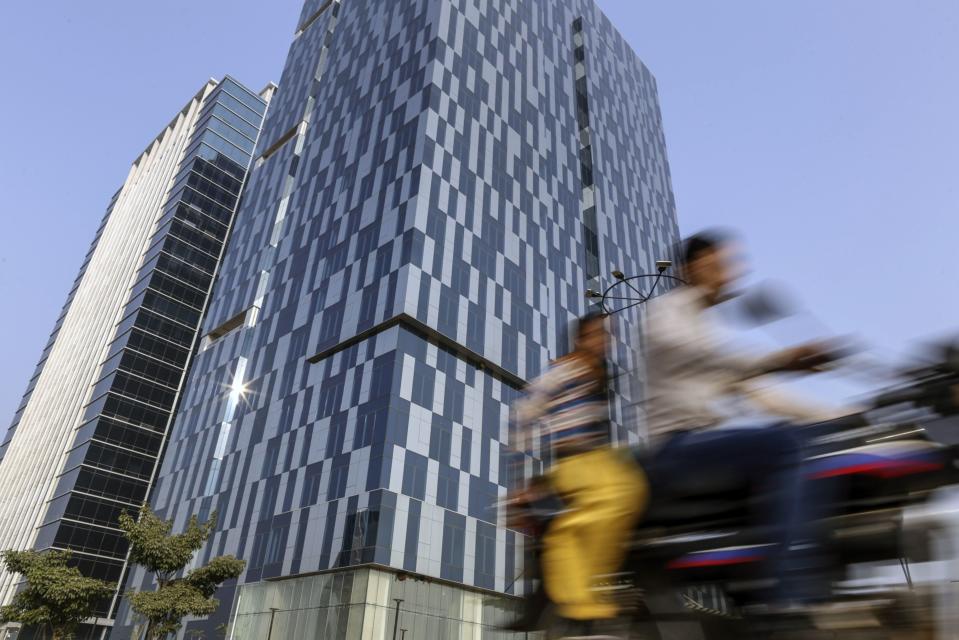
[509,365,560,456]
[734,378,852,423]
[645,294,792,381]
[504,367,560,527]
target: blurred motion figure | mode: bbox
[510,313,647,635]
[644,230,837,606]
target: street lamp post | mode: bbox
[391,598,404,640]
[266,607,279,640]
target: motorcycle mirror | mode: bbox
[733,280,800,327]
[941,341,959,373]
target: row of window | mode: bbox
[122,327,191,368]
[116,306,196,350]
[148,213,225,267]
[197,111,257,155]
[169,164,241,214]
[127,266,202,321]
[74,467,149,504]
[64,493,131,530]
[195,128,254,168]
[140,289,201,328]
[106,370,177,410]
[201,102,260,146]
[53,520,128,559]
[90,392,170,432]
[97,347,183,392]
[188,140,249,182]
[89,415,164,456]
[82,440,157,481]
[68,554,124,585]
[155,232,220,276]
[191,148,246,193]
[153,253,213,298]
[156,200,229,245]
[177,183,237,226]
[214,83,267,127]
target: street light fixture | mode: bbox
[586,261,686,316]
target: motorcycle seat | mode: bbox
[634,445,752,528]
[642,492,750,529]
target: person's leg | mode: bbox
[541,448,649,621]
[576,449,649,584]
[542,451,609,621]
[652,427,807,600]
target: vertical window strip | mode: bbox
[571,18,601,288]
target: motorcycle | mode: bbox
[506,340,959,639]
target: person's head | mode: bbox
[680,229,743,305]
[573,311,609,362]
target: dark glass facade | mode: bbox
[27,78,268,636]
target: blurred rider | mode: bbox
[645,230,837,606]
[511,313,647,636]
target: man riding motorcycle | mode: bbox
[644,229,842,607]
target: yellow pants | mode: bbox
[541,447,648,621]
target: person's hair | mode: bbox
[681,229,734,269]
[575,310,607,341]
[569,311,609,396]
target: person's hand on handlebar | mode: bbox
[775,340,845,372]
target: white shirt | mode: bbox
[644,286,835,443]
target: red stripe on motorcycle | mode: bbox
[667,555,764,570]
[807,459,942,479]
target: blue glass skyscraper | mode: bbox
[114,1,679,637]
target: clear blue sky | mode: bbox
[1,1,957,426]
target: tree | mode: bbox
[0,549,114,640]
[119,506,245,640]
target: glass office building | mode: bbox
[0,77,269,640]
[114,0,679,637]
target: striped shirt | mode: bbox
[511,356,609,459]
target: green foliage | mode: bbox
[119,506,244,640]
[128,581,218,639]
[118,506,216,581]
[185,556,247,599]
[0,549,114,640]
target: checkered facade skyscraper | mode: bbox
[114,0,679,636]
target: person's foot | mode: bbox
[741,600,815,618]
[678,586,740,618]
[502,587,549,631]
[808,599,890,630]
[558,617,625,639]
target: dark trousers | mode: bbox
[651,426,827,602]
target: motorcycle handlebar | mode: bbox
[872,385,927,409]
